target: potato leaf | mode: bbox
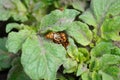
[99,71,114,80]
[101,16,120,41]
[102,66,120,80]
[6,23,24,33]
[7,57,31,80]
[0,38,13,70]
[77,64,88,76]
[99,54,120,66]
[67,38,80,61]
[0,0,28,22]
[0,50,13,71]
[91,71,101,80]
[81,71,91,80]
[79,0,120,27]
[79,0,120,40]
[0,38,8,51]
[91,41,113,57]
[0,0,13,20]
[40,9,79,33]
[66,21,93,46]
[21,35,66,80]
[63,58,78,74]
[79,9,97,26]
[6,29,31,53]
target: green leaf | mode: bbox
[67,38,80,61]
[11,0,27,13]
[71,0,86,12]
[91,41,113,57]
[0,38,8,51]
[22,0,47,22]
[89,58,100,72]
[77,63,88,76]
[6,23,24,33]
[102,66,120,79]
[11,0,28,22]
[66,21,93,46]
[0,0,28,21]
[0,10,11,21]
[81,71,91,80]
[78,48,89,62]
[0,0,14,20]
[99,71,114,80]
[111,47,120,56]
[79,9,97,26]
[63,58,78,74]
[6,29,31,53]
[100,54,120,66]
[80,0,120,26]
[41,0,56,6]
[7,57,31,80]
[91,71,101,80]
[101,16,120,41]
[0,38,13,70]
[21,35,66,80]
[79,0,120,40]
[0,50,13,70]
[40,9,79,33]
[56,73,67,80]
[67,38,89,63]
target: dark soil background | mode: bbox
[0,21,9,80]
[0,69,9,80]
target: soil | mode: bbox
[0,69,9,80]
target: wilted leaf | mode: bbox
[21,35,66,80]
[66,21,93,46]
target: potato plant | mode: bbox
[0,0,120,80]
